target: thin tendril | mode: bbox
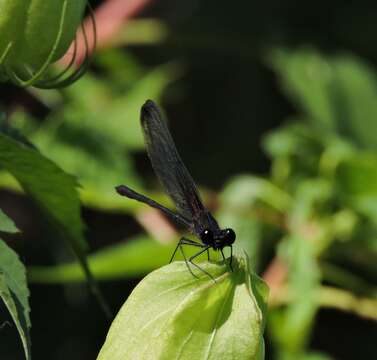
[3,1,97,88]
[35,2,96,89]
[0,42,13,66]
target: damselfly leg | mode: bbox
[170,237,214,281]
[189,246,215,282]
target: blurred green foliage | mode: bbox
[1,36,377,360]
[263,48,377,359]
[7,57,181,210]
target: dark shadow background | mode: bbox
[1,1,377,359]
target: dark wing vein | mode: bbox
[140,100,219,235]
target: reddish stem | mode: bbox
[60,0,154,66]
[136,208,178,244]
[262,257,288,301]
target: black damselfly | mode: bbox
[116,100,236,279]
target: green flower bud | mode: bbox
[97,254,269,360]
[0,1,28,63]
[0,0,90,87]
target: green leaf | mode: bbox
[262,122,324,160]
[32,132,141,210]
[0,132,86,250]
[28,236,177,283]
[262,122,329,185]
[0,238,31,360]
[95,50,144,86]
[336,154,377,217]
[0,208,19,233]
[102,62,182,150]
[0,132,110,316]
[332,55,377,150]
[289,178,333,225]
[268,48,377,150]
[221,175,292,213]
[61,62,181,151]
[97,253,268,360]
[267,48,336,131]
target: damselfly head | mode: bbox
[200,228,236,249]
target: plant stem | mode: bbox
[270,285,377,321]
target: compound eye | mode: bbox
[201,229,214,244]
[225,228,236,245]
